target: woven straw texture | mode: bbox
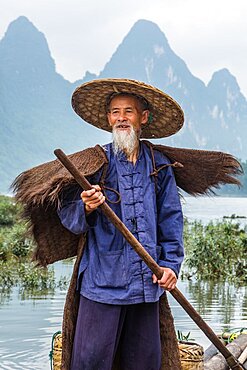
[179,341,204,370]
[52,333,62,370]
[71,78,184,139]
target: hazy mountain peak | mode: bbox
[128,19,169,44]
[0,16,55,76]
[207,68,247,126]
[99,18,181,88]
[209,68,240,90]
[4,16,36,35]
[115,18,171,59]
[2,16,46,48]
[208,68,246,103]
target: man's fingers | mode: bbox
[86,195,105,208]
[159,273,174,285]
[152,274,158,284]
[86,192,104,203]
[80,185,105,213]
[157,268,177,291]
[81,186,103,202]
[81,188,96,198]
[93,185,101,192]
[159,281,176,291]
[160,275,176,290]
[165,281,176,291]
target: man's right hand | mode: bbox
[81,185,105,214]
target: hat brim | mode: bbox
[71,78,184,139]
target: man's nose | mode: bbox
[117,111,127,121]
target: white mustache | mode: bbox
[115,123,131,129]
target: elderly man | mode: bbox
[58,84,184,369]
[12,79,241,370]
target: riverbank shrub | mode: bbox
[1,222,34,259]
[0,195,21,226]
[183,219,247,283]
[18,263,56,290]
[0,195,68,293]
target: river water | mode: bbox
[0,197,247,370]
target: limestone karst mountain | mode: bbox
[0,17,246,193]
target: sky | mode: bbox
[1,0,247,97]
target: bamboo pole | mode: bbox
[204,335,247,370]
[238,345,247,366]
[54,148,245,370]
[204,340,226,363]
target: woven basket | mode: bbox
[50,331,62,370]
[49,333,204,370]
[178,341,204,370]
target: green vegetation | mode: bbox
[183,219,247,284]
[0,195,21,226]
[1,195,247,294]
[177,330,194,342]
[0,195,68,294]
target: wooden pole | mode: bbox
[54,148,245,370]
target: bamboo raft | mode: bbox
[49,331,247,369]
[204,331,247,370]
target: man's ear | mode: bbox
[141,110,150,126]
[107,112,113,127]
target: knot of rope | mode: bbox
[150,162,184,177]
[100,184,121,204]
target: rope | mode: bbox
[101,185,121,204]
[49,331,62,370]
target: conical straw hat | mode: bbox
[71,78,184,139]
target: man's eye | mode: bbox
[112,110,119,114]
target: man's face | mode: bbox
[107,95,149,135]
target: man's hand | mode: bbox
[152,267,177,291]
[81,185,105,214]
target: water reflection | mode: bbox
[0,263,71,370]
[185,279,247,326]
[170,279,247,350]
[0,288,11,306]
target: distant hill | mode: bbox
[0,16,246,194]
[97,20,247,153]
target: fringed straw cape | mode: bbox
[12,141,242,370]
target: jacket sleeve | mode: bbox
[57,184,98,235]
[156,164,184,277]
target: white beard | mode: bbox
[112,125,139,157]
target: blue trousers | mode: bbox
[70,295,161,370]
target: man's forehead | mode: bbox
[109,95,138,107]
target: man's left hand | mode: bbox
[152,268,177,291]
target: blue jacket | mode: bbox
[58,142,184,304]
